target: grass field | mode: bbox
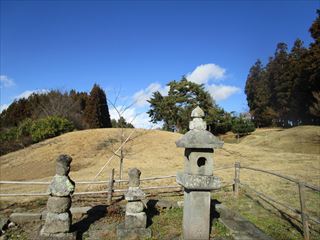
[0,125,319,239]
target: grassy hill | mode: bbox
[0,126,319,211]
[240,126,320,154]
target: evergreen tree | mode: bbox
[288,39,309,125]
[265,42,292,126]
[306,10,320,124]
[84,84,112,128]
[148,77,215,133]
[231,116,255,142]
[111,117,134,128]
[245,60,275,127]
[244,10,320,127]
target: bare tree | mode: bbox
[107,88,140,182]
[36,90,87,129]
[87,88,158,190]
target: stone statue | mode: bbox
[117,168,151,240]
[40,154,76,239]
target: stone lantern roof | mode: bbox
[176,106,224,149]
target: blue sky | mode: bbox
[1,0,319,128]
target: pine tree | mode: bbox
[148,77,218,133]
[84,84,112,128]
[306,10,320,124]
[288,39,308,125]
[245,60,274,127]
[244,10,320,127]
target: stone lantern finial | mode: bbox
[189,106,206,130]
[191,106,205,118]
[177,106,223,149]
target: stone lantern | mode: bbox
[176,106,223,240]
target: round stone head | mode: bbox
[56,155,72,176]
[128,168,141,187]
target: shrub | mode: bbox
[30,116,74,142]
[17,118,33,138]
[0,127,19,142]
[232,117,255,137]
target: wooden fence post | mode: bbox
[234,162,240,197]
[107,168,115,205]
[298,182,310,240]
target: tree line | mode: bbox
[0,84,133,155]
[245,10,320,127]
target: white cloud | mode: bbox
[110,63,238,129]
[109,105,159,129]
[0,104,9,113]
[186,63,226,84]
[133,83,169,107]
[14,89,49,100]
[0,75,15,88]
[207,84,240,101]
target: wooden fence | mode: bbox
[0,171,181,197]
[0,164,319,240]
[233,162,320,240]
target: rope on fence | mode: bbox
[140,175,176,181]
[240,166,320,192]
[0,185,182,197]
[0,181,50,185]
[0,192,49,196]
[214,166,234,171]
[0,175,177,185]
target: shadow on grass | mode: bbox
[245,193,305,236]
[145,199,160,228]
[72,205,108,240]
[210,199,221,234]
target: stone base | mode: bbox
[117,223,151,240]
[125,212,147,229]
[47,196,71,213]
[183,191,211,240]
[39,228,76,240]
[42,212,71,234]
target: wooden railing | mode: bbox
[0,171,181,197]
[233,162,320,240]
[1,164,318,239]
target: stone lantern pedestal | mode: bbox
[176,106,223,240]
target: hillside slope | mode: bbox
[240,126,320,154]
[0,126,319,207]
[0,128,184,181]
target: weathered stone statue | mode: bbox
[117,168,151,240]
[40,154,76,239]
[176,106,223,240]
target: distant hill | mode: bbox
[240,126,320,155]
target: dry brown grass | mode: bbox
[0,126,319,216]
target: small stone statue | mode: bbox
[40,155,76,239]
[117,168,151,240]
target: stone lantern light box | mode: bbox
[176,106,223,187]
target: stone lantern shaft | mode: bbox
[176,106,223,240]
